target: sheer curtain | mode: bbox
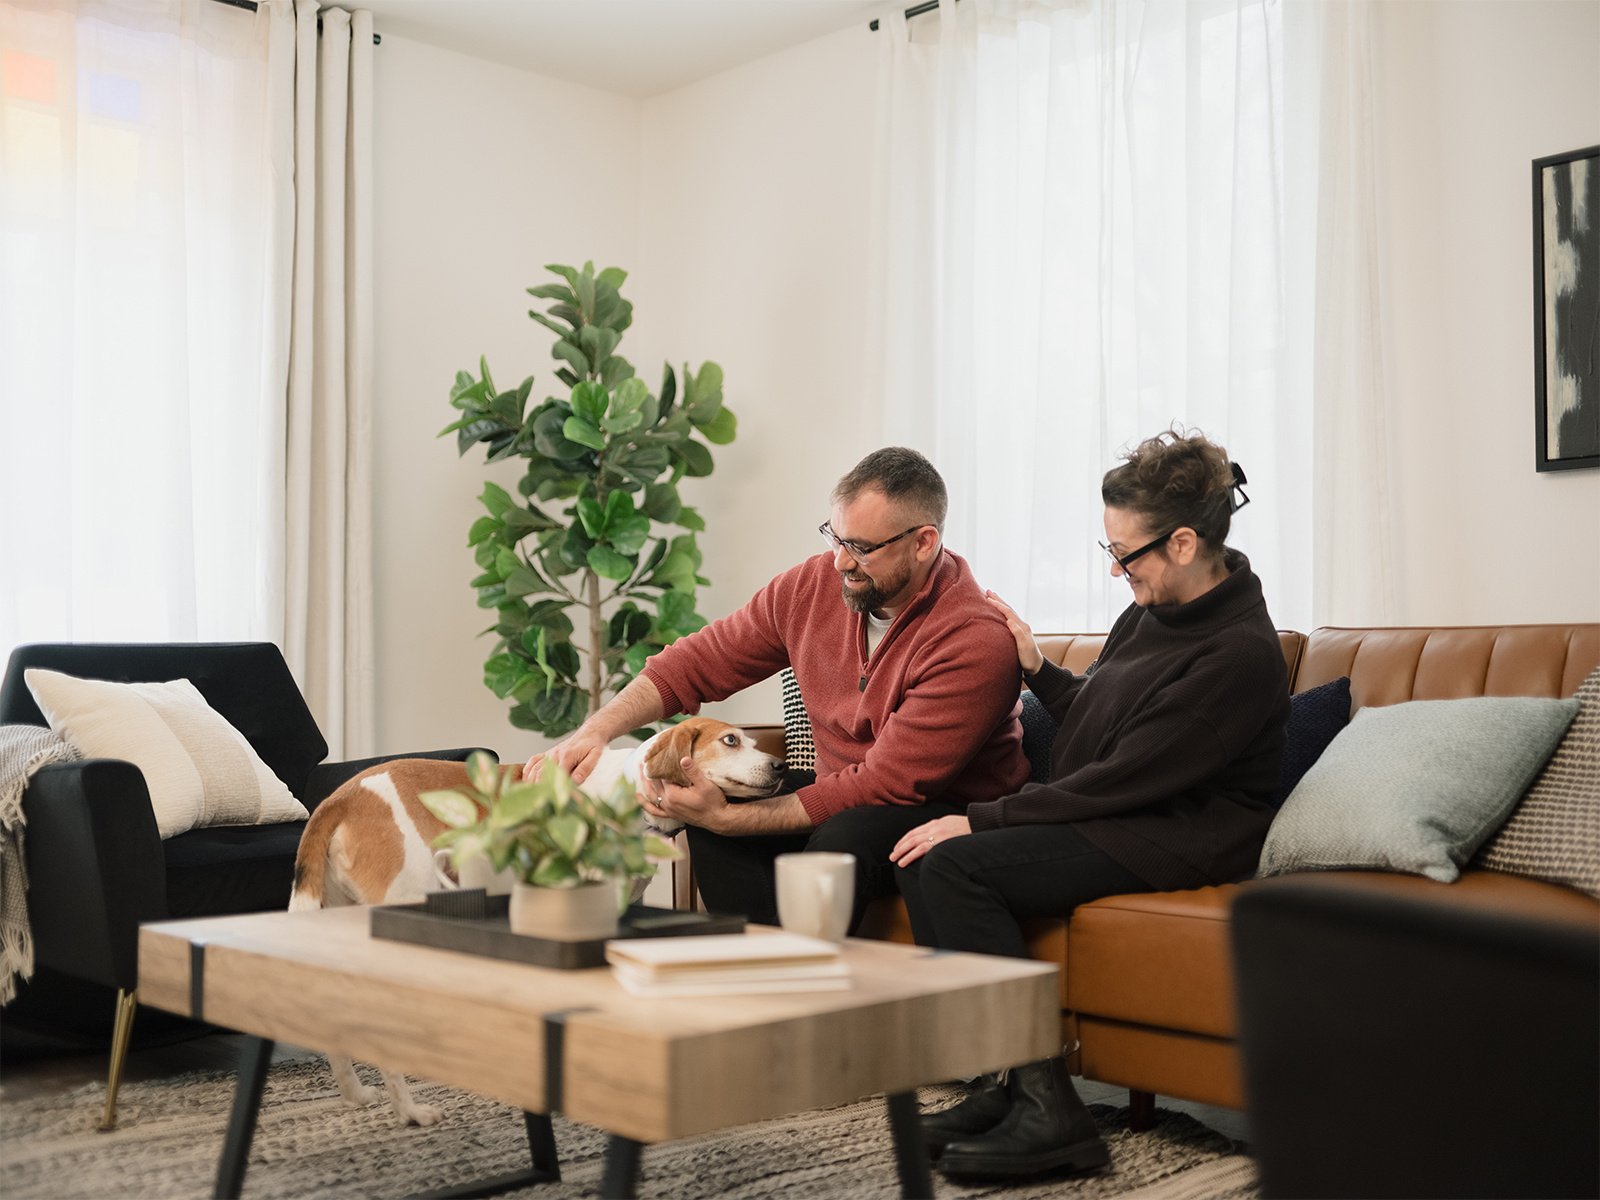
[0,0,374,756]
[873,0,1314,632]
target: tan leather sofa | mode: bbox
[729,623,1599,1123]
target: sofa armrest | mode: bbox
[301,747,490,810]
[21,759,168,990]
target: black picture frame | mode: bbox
[1533,144,1600,471]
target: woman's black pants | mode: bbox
[895,823,1149,959]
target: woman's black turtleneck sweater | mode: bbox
[966,550,1290,890]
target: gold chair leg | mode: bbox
[98,988,138,1132]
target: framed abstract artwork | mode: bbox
[1533,144,1600,471]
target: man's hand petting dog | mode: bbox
[522,726,609,784]
[642,756,731,832]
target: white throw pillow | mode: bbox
[24,668,308,839]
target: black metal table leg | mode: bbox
[525,1111,560,1180]
[405,1111,563,1199]
[215,1036,274,1200]
[599,1134,643,1199]
[886,1090,935,1198]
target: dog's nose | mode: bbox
[774,761,787,773]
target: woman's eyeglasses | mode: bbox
[1097,530,1175,573]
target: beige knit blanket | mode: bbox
[0,724,81,1004]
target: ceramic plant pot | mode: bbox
[507,879,619,941]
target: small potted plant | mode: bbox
[420,750,680,941]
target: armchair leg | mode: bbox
[98,988,139,1132]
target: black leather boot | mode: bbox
[936,1056,1110,1179]
[921,1074,1012,1157]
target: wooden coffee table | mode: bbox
[138,906,1058,1198]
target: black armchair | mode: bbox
[0,642,484,1129]
[1232,875,1600,1199]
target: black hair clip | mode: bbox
[1228,462,1251,513]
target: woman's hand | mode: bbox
[985,590,1044,674]
[889,814,972,868]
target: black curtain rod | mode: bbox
[210,0,381,45]
[870,0,942,32]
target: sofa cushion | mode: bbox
[1274,675,1350,805]
[163,821,306,918]
[1474,665,1600,898]
[1258,696,1579,883]
[23,668,308,839]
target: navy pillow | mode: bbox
[1274,675,1352,806]
[1019,691,1059,784]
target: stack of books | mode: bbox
[607,931,850,996]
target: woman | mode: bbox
[888,429,1289,1181]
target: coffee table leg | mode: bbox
[886,1090,934,1199]
[525,1111,560,1180]
[599,1135,643,1199]
[216,1036,275,1199]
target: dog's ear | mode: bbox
[643,721,702,787]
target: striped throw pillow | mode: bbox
[24,668,308,839]
[779,668,816,772]
[1473,665,1600,898]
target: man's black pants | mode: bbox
[685,794,968,932]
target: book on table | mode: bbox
[606,931,851,996]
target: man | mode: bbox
[525,447,1029,929]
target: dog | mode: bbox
[289,716,784,1125]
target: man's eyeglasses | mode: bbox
[1098,530,1175,573]
[819,522,923,560]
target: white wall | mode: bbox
[371,36,639,758]
[631,25,881,723]
[1374,0,1600,625]
[367,2,1599,756]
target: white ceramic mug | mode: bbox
[432,848,516,896]
[775,852,855,942]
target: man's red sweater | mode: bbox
[643,549,1029,826]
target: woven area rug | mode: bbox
[0,1059,1256,1199]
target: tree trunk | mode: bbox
[585,568,603,715]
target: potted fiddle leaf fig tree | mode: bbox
[442,262,736,738]
[421,750,680,940]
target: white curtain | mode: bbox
[0,0,374,757]
[280,0,376,758]
[873,0,1314,633]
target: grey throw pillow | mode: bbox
[1258,695,1581,884]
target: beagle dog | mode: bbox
[288,716,783,1125]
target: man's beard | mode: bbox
[840,564,910,615]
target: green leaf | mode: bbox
[419,789,480,830]
[578,324,620,373]
[642,482,680,522]
[552,339,590,378]
[527,310,575,341]
[576,496,607,538]
[658,363,677,421]
[501,506,557,535]
[479,355,497,397]
[624,642,654,674]
[503,567,545,599]
[599,356,635,390]
[676,439,714,477]
[480,481,514,518]
[575,266,597,321]
[698,406,737,444]
[545,263,579,288]
[531,855,579,887]
[571,381,609,425]
[468,515,500,546]
[598,266,628,291]
[674,505,706,531]
[587,544,635,581]
[526,283,576,302]
[562,415,606,451]
[532,405,587,461]
[546,811,589,860]
[607,513,651,557]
